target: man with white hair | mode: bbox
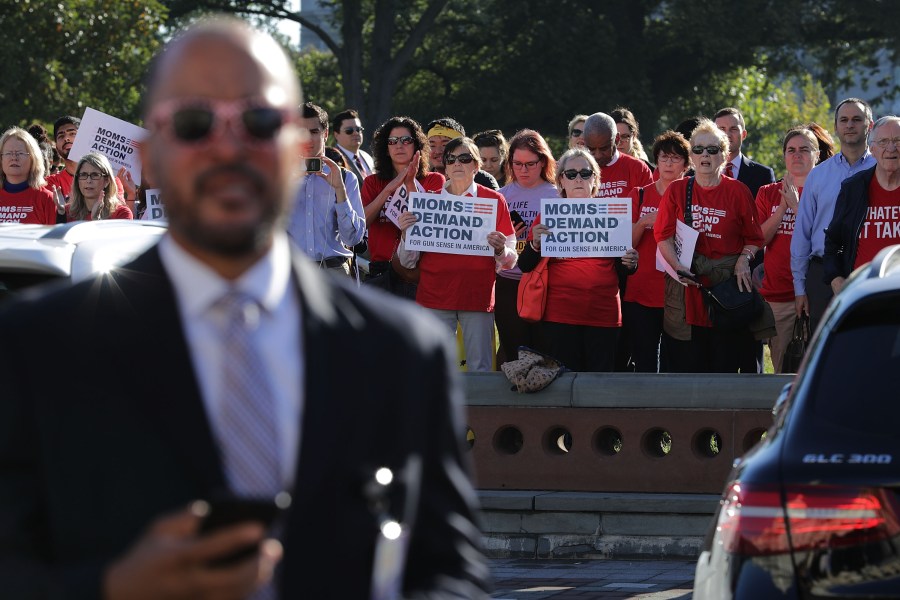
[582,111,652,198]
[825,115,900,292]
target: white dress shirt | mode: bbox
[158,232,303,486]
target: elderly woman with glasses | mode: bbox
[66,152,133,221]
[655,119,764,373]
[494,129,558,364]
[623,131,691,372]
[518,148,639,372]
[397,137,517,372]
[567,114,588,150]
[0,127,57,225]
[361,116,444,295]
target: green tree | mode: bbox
[658,63,833,174]
[0,0,167,127]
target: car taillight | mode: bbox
[716,483,900,556]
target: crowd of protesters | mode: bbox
[5,96,898,375]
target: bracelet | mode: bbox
[530,240,540,252]
[741,249,754,261]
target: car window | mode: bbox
[810,295,900,436]
[0,272,65,304]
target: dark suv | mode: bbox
[693,245,900,598]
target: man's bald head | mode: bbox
[143,17,300,116]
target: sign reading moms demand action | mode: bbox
[539,197,632,258]
[404,192,496,256]
[68,107,148,185]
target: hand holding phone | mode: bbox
[305,157,322,173]
[195,494,290,566]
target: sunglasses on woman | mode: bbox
[691,145,721,155]
[444,153,475,165]
[149,97,293,146]
[387,135,414,145]
[563,168,593,180]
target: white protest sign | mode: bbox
[404,192,496,256]
[384,180,425,227]
[140,189,165,221]
[539,197,632,258]
[69,107,148,185]
[655,219,699,284]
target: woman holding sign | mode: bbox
[397,137,517,372]
[654,119,764,373]
[518,149,639,372]
[67,152,133,221]
[362,116,444,296]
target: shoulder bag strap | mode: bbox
[683,176,695,226]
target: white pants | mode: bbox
[429,309,494,372]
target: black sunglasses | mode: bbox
[343,126,364,134]
[387,135,414,146]
[691,145,721,155]
[563,168,593,180]
[445,153,475,165]
[158,99,289,145]
[571,128,584,137]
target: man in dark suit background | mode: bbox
[0,17,489,600]
[715,107,776,373]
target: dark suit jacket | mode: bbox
[0,244,489,599]
[736,154,776,200]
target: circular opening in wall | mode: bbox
[464,426,475,450]
[593,427,623,456]
[543,427,573,455]
[693,429,722,458]
[492,426,524,455]
[642,428,672,458]
[743,428,767,453]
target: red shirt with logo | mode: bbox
[528,210,621,327]
[854,177,900,269]
[755,182,799,303]
[655,177,763,327]
[415,185,515,312]
[597,152,653,199]
[362,172,444,262]
[0,187,57,225]
[624,183,664,308]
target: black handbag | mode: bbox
[781,314,811,372]
[701,277,765,330]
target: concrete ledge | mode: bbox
[478,490,716,559]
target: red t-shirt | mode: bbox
[67,204,134,221]
[415,185,515,312]
[655,177,764,327]
[854,177,900,269]
[597,153,653,198]
[46,169,126,202]
[0,187,57,224]
[528,211,621,327]
[362,172,444,262]
[755,182,799,303]
[623,183,664,308]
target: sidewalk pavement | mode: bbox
[490,558,695,599]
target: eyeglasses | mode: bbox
[343,126,364,134]
[873,137,900,149]
[511,159,541,170]
[1,151,27,160]
[691,145,722,155]
[657,153,684,164]
[563,168,593,180]
[387,135,414,146]
[148,97,294,146]
[570,129,583,137]
[445,153,475,165]
[77,172,109,181]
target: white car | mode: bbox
[0,220,166,302]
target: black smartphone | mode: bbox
[305,157,322,173]
[197,495,290,566]
[510,210,526,229]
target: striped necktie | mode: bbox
[354,154,368,177]
[724,162,734,178]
